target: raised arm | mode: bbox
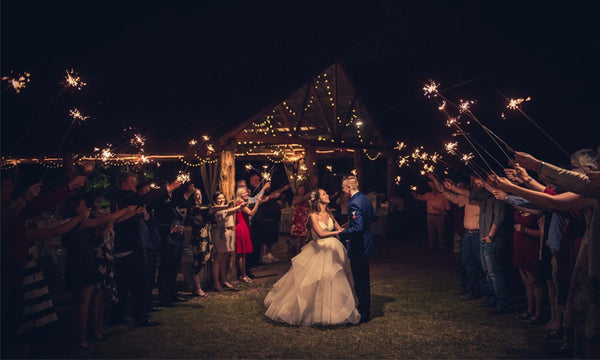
[81,205,137,229]
[515,151,600,198]
[492,175,595,212]
[26,213,86,241]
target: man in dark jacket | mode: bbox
[111,173,179,326]
[156,183,195,307]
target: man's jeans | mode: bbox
[462,231,487,299]
[480,239,508,309]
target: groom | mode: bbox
[339,175,377,323]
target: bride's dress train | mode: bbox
[264,217,360,325]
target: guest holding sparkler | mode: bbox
[412,180,450,250]
[62,195,139,348]
[446,177,510,313]
[1,174,87,357]
[111,173,180,327]
[290,184,311,255]
[210,192,245,291]
[156,182,195,307]
[185,189,211,297]
[492,149,600,358]
[430,173,486,301]
[235,187,262,283]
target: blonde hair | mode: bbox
[342,175,359,190]
[235,187,246,203]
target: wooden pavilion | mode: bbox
[217,62,397,201]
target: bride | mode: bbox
[264,188,360,325]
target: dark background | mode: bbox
[2,1,598,192]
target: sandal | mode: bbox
[516,312,532,320]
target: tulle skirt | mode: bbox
[264,237,361,326]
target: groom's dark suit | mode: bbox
[339,191,377,322]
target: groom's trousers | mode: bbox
[350,254,371,322]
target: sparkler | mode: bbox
[507,97,531,110]
[131,134,145,147]
[69,108,91,123]
[325,165,333,172]
[410,185,418,191]
[496,88,570,157]
[394,176,402,185]
[423,80,440,98]
[176,171,191,184]
[394,141,406,151]
[351,169,358,176]
[189,139,198,146]
[2,71,31,93]
[64,69,86,90]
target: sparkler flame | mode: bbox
[461,153,474,164]
[394,176,402,185]
[398,155,410,168]
[394,141,406,151]
[410,185,417,191]
[189,139,198,146]
[176,171,191,184]
[423,80,440,97]
[64,69,86,90]
[507,97,531,110]
[445,142,458,155]
[351,169,358,176]
[261,172,272,182]
[140,155,149,163]
[438,101,446,111]
[131,134,145,147]
[459,99,475,113]
[326,165,333,172]
[2,72,31,93]
[446,117,459,127]
[245,164,254,171]
[68,108,91,123]
[202,135,210,141]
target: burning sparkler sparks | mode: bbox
[398,155,410,168]
[202,135,210,141]
[410,185,417,191]
[245,164,254,171]
[458,99,476,113]
[326,165,333,172]
[445,142,458,155]
[394,176,402,185]
[176,171,191,184]
[68,108,91,123]
[140,155,150,163]
[394,141,406,151]
[351,169,358,176]
[438,101,446,111]
[261,172,272,182]
[461,153,474,164]
[507,97,531,110]
[446,117,459,128]
[94,146,114,163]
[423,80,440,98]
[131,134,145,147]
[2,71,31,93]
[64,69,86,90]
[189,139,198,146]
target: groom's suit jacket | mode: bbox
[339,191,377,259]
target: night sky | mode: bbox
[2,1,598,167]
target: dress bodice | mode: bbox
[311,216,334,239]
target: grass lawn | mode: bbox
[31,232,562,359]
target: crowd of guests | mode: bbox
[412,146,600,358]
[0,169,290,356]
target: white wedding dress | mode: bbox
[264,216,361,325]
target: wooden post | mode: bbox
[219,145,236,202]
[353,150,363,189]
[304,145,318,190]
